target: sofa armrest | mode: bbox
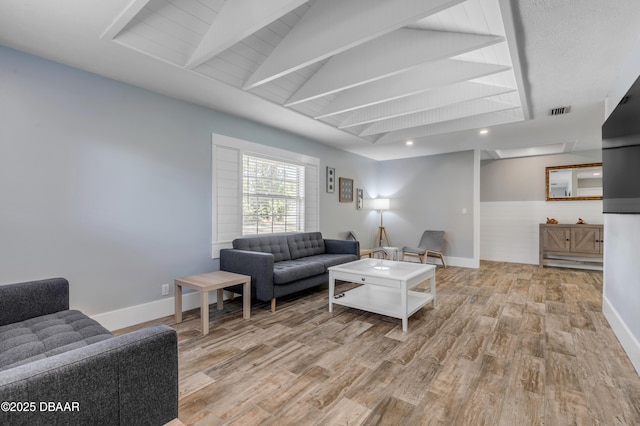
[220,249,275,302]
[0,278,69,326]
[324,239,359,256]
[0,325,178,426]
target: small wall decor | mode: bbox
[339,177,353,202]
[326,167,335,193]
[356,188,363,209]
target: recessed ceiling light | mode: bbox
[405,140,414,146]
[479,129,489,135]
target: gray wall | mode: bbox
[376,151,475,258]
[0,46,377,315]
[480,149,602,202]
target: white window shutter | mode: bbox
[212,144,241,257]
[211,133,320,258]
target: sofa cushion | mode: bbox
[0,310,113,371]
[273,260,325,285]
[304,253,359,269]
[287,232,325,259]
[233,235,292,262]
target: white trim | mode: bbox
[472,149,481,268]
[603,295,640,376]
[446,256,478,268]
[212,242,233,259]
[402,255,476,269]
[90,291,224,332]
[213,134,320,167]
[211,133,320,258]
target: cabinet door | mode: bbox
[543,227,571,252]
[598,229,604,254]
[571,227,600,254]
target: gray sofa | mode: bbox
[0,278,178,426]
[220,232,359,311]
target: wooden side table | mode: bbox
[360,248,387,259]
[175,271,251,335]
[360,248,374,258]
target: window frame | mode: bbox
[241,153,306,235]
[211,134,319,258]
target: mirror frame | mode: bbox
[545,163,603,201]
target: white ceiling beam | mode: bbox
[360,98,518,136]
[100,0,150,40]
[243,0,466,89]
[498,0,531,120]
[285,29,503,106]
[374,108,524,144]
[339,82,515,129]
[316,60,511,119]
[185,0,307,69]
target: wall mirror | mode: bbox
[546,163,603,201]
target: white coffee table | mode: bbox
[328,258,436,332]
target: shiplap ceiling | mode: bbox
[104,0,525,145]
[1,0,640,160]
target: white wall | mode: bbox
[602,36,640,375]
[0,46,377,328]
[481,200,602,264]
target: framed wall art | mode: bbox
[356,188,363,209]
[326,167,335,193]
[339,177,353,202]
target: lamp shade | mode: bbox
[370,198,390,210]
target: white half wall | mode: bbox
[481,200,603,264]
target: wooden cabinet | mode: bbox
[539,224,603,270]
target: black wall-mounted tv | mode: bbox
[602,75,640,214]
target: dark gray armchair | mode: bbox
[402,230,447,267]
[0,278,178,425]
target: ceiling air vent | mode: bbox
[550,106,571,116]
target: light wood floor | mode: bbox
[117,261,640,425]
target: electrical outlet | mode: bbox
[162,284,169,296]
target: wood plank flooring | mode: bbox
[116,261,640,425]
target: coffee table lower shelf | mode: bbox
[333,285,434,325]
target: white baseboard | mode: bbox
[603,295,640,376]
[446,256,478,268]
[91,291,222,332]
[92,257,479,331]
[404,256,478,268]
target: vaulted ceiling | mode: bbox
[1,0,640,160]
[105,0,527,148]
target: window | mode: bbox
[242,155,305,234]
[211,134,319,258]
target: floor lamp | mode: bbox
[371,198,391,247]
